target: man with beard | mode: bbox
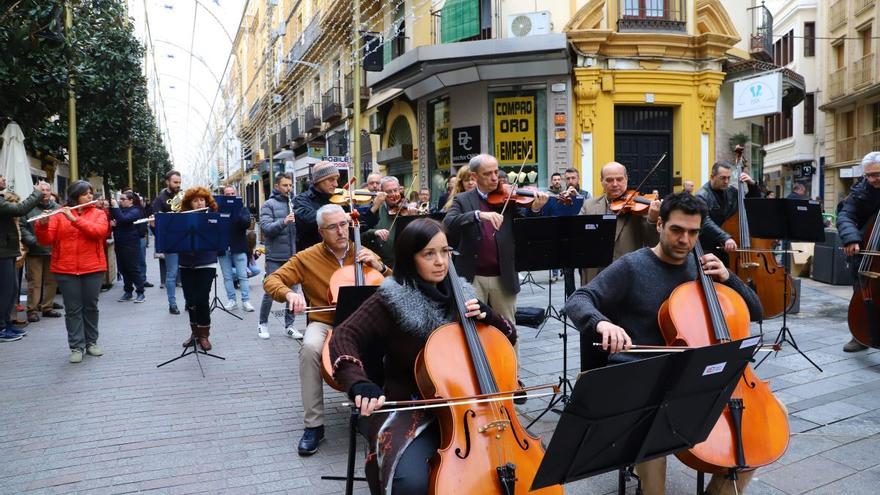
[151,170,183,314]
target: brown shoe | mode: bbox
[182,324,197,348]
[41,310,62,318]
[10,318,28,327]
[196,325,212,351]
[843,338,868,353]
[27,311,40,323]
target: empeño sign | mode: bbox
[733,72,782,119]
[493,96,536,164]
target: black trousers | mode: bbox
[390,421,439,494]
[179,267,215,326]
[0,257,18,328]
[115,242,144,294]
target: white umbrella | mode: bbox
[0,122,36,197]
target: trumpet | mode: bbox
[133,207,209,224]
[27,200,99,223]
[167,190,184,212]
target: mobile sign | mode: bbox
[493,96,536,164]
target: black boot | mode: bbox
[182,323,197,348]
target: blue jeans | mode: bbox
[164,252,179,305]
[139,237,147,282]
[260,259,293,326]
[218,250,249,302]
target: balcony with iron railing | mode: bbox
[829,67,846,100]
[837,136,857,163]
[859,130,880,156]
[304,103,321,133]
[322,87,342,122]
[285,13,323,76]
[290,117,304,141]
[344,72,370,108]
[830,0,847,31]
[853,53,875,89]
[748,3,773,62]
[856,0,875,15]
[618,0,686,33]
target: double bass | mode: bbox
[415,260,563,494]
[658,242,789,476]
[847,212,880,348]
[721,146,795,319]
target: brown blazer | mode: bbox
[578,195,659,285]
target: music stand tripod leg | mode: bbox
[210,273,243,320]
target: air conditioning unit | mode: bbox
[506,11,551,38]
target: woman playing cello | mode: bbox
[328,218,518,494]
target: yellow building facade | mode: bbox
[566,0,739,195]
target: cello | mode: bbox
[320,189,385,391]
[658,242,789,476]
[847,212,880,348]
[721,146,795,319]
[415,259,563,494]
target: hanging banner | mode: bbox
[433,99,451,169]
[493,96,536,165]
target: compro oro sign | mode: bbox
[733,72,782,119]
[494,96,536,164]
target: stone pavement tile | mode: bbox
[787,416,823,434]
[841,389,880,410]
[812,409,880,438]
[802,464,880,495]
[772,432,843,466]
[794,402,869,425]
[760,455,857,494]
[819,434,880,471]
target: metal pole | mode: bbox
[128,146,134,188]
[352,0,361,184]
[147,161,151,197]
[65,1,79,181]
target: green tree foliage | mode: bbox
[0,0,171,192]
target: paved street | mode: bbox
[2,247,880,495]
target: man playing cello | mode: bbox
[565,193,764,495]
[263,204,389,456]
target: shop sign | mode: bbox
[452,126,480,164]
[733,73,782,119]
[321,155,350,165]
[493,96,536,164]
[433,99,451,169]
[308,144,325,159]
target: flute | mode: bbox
[27,200,99,223]
[133,207,209,224]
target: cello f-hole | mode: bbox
[454,409,477,459]
[501,405,530,451]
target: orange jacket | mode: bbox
[36,205,109,275]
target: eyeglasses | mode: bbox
[864,172,880,179]
[320,221,351,231]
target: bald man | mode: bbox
[577,162,661,285]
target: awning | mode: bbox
[274,149,294,160]
[366,87,404,110]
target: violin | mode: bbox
[609,190,658,215]
[847,212,880,348]
[486,184,571,207]
[657,242,789,475]
[722,145,796,319]
[321,208,385,391]
[414,259,563,494]
[329,189,379,205]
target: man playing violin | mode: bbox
[566,192,763,495]
[444,154,548,386]
[362,176,416,267]
[837,151,880,353]
[293,161,340,251]
[696,161,761,264]
[263,204,390,456]
[578,162,661,286]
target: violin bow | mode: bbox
[616,152,667,216]
[387,174,419,233]
[498,145,533,218]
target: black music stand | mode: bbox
[210,196,245,321]
[320,285,380,494]
[155,212,230,376]
[532,338,758,494]
[745,198,825,372]
[514,214,616,420]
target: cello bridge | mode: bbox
[859,271,880,279]
[478,420,510,433]
[740,262,759,269]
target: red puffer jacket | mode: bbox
[35,205,109,275]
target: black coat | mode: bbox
[837,179,880,247]
[443,188,532,295]
[226,203,252,254]
[696,181,760,251]
[292,185,332,251]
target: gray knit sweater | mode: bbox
[565,247,763,346]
